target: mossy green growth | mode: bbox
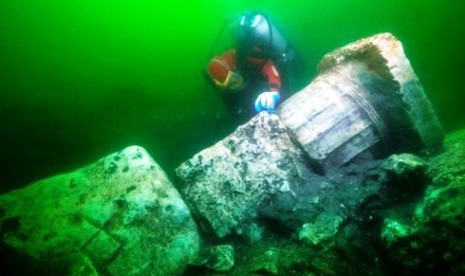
[0,146,199,275]
[381,218,411,246]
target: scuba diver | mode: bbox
[207,11,295,120]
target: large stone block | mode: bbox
[0,146,199,275]
[175,112,314,238]
[278,33,444,171]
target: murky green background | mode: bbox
[1,0,464,192]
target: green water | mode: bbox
[1,0,464,192]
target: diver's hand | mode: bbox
[254,91,281,113]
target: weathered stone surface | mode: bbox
[257,172,331,231]
[0,146,199,275]
[170,33,451,276]
[381,153,427,176]
[188,244,235,273]
[278,33,443,171]
[299,214,344,245]
[250,249,279,275]
[381,129,465,275]
[318,33,444,153]
[204,245,235,272]
[175,112,314,238]
[258,152,384,242]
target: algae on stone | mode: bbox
[0,146,199,275]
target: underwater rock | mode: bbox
[257,172,331,231]
[277,32,444,172]
[241,222,265,244]
[169,33,450,276]
[188,244,235,273]
[381,153,427,176]
[299,214,344,245]
[381,129,465,275]
[203,245,235,272]
[175,112,314,238]
[0,146,199,275]
[379,153,429,204]
[258,152,384,243]
[250,249,280,275]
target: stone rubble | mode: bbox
[2,33,461,276]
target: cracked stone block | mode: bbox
[0,146,199,275]
[175,112,315,238]
[83,230,121,269]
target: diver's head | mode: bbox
[235,11,291,66]
[239,11,264,30]
[236,11,267,45]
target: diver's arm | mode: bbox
[254,91,280,113]
[254,60,282,113]
[207,50,244,91]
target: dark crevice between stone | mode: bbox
[0,216,21,235]
[0,239,72,276]
[282,126,325,176]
